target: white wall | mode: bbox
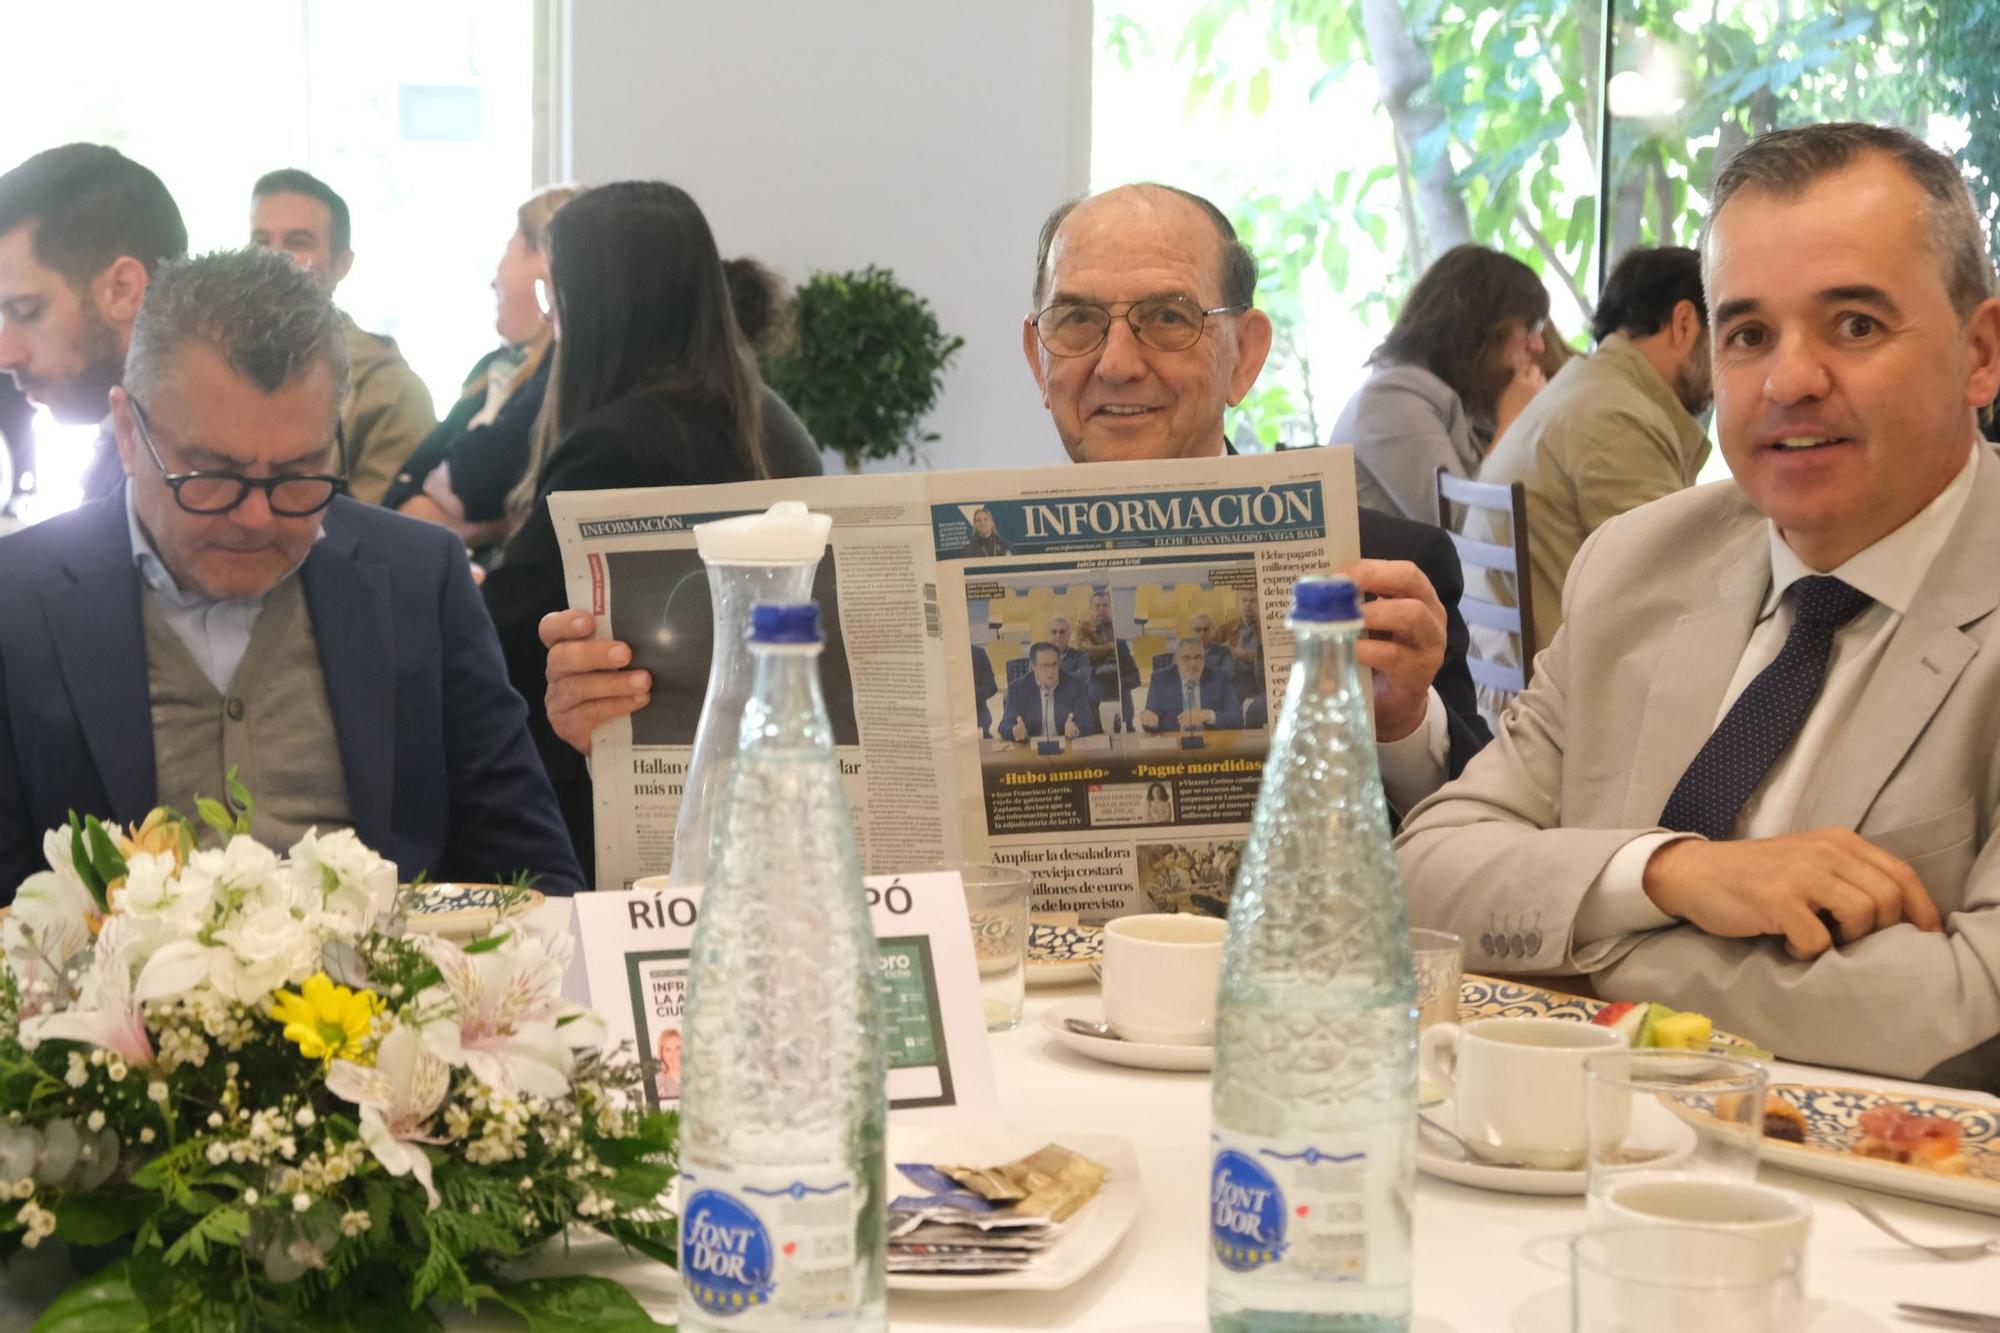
[561,1,1092,473]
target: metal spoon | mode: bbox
[1850,1199,2000,1261]
[1417,1115,1471,1161]
[1063,1016,1123,1041]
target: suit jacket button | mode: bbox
[225,698,246,722]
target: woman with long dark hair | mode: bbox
[480,180,790,873]
[1328,244,1551,523]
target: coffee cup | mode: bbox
[1419,1016,1627,1168]
[1591,1175,1813,1272]
[1100,913,1226,1045]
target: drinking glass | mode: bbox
[1585,1049,1766,1204]
[1412,929,1462,1106]
[1571,1226,1802,1333]
[957,863,1031,1031]
[1411,929,1462,1031]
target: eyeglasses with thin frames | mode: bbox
[127,396,348,517]
[1032,296,1249,358]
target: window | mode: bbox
[1095,1,1996,462]
[1095,1,1599,450]
[0,0,534,517]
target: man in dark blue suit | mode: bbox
[1140,638,1244,732]
[998,642,1097,741]
[0,248,579,903]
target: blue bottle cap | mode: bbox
[1290,576,1361,623]
[747,601,822,644]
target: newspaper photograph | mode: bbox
[548,448,1360,910]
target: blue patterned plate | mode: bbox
[402,882,544,941]
[1027,920,1103,987]
[1757,1083,2000,1215]
[1457,975,1764,1057]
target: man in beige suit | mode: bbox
[250,169,436,505]
[1400,122,2000,1091]
[1469,246,1712,682]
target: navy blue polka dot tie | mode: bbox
[1658,575,1875,840]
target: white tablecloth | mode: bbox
[14,966,1986,1331]
[543,982,2000,1330]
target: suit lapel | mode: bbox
[300,504,395,843]
[1802,452,2000,831]
[43,492,156,818]
[1620,511,1771,825]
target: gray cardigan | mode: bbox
[1327,362,1483,523]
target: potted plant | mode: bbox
[763,266,965,473]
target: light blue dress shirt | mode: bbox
[125,488,312,694]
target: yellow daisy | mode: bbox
[269,974,384,1063]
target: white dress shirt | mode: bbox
[1575,441,1982,942]
[1377,687,1449,816]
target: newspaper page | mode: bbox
[548,449,1360,903]
[549,474,951,890]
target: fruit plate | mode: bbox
[885,1126,1140,1293]
[1754,1083,2000,1215]
[399,882,544,942]
[1026,918,1102,987]
[1458,974,1766,1057]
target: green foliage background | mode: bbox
[1109,0,2000,447]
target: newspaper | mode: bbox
[548,448,1361,912]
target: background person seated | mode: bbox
[1141,636,1243,732]
[384,185,577,557]
[998,641,1096,741]
[1329,244,1550,524]
[249,168,437,505]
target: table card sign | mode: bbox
[574,871,999,1127]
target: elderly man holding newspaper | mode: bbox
[538,182,1489,825]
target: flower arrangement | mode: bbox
[0,784,678,1330]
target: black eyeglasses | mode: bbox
[1031,296,1249,357]
[128,397,348,517]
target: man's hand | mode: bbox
[1186,707,1216,727]
[1642,829,1944,961]
[1012,715,1029,743]
[1063,713,1081,739]
[1346,558,1446,743]
[1139,708,1160,732]
[540,610,651,757]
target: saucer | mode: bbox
[1511,1286,1882,1332]
[1417,1094,1699,1197]
[1416,1103,1587,1196]
[1040,997,1213,1072]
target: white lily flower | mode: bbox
[3,855,99,1015]
[21,916,155,1068]
[287,828,397,933]
[325,1024,451,1208]
[420,932,574,1098]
